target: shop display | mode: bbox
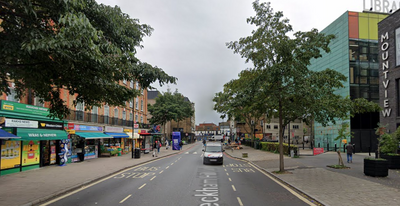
[1,140,21,169]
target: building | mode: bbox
[309,11,388,152]
[378,9,400,133]
[195,123,220,137]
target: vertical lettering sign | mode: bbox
[364,0,400,13]
[381,32,391,117]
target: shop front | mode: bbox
[104,126,128,156]
[0,100,67,175]
[123,129,133,154]
[70,125,110,162]
[0,129,21,176]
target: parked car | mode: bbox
[202,142,224,165]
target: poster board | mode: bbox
[172,132,181,150]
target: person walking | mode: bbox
[153,141,158,157]
[165,139,169,150]
[346,143,354,163]
[157,140,161,154]
[179,140,183,150]
[202,138,206,146]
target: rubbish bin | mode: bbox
[118,148,122,156]
[134,148,141,159]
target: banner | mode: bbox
[172,132,181,150]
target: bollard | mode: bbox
[302,142,304,150]
[327,143,329,152]
[334,143,337,152]
[343,144,346,153]
[318,143,320,148]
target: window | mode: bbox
[130,113,133,121]
[396,28,400,66]
[140,115,143,123]
[266,125,271,129]
[104,105,109,116]
[397,79,400,116]
[34,97,44,107]
[141,100,143,111]
[292,125,299,129]
[76,102,84,121]
[135,114,138,123]
[92,106,98,122]
[76,102,84,111]
[122,111,126,120]
[123,79,127,85]
[130,80,134,88]
[130,100,133,108]
[7,83,19,102]
[114,108,118,118]
[136,82,139,89]
[273,125,278,129]
[136,98,139,109]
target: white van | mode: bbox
[210,135,224,142]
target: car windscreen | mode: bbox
[205,146,222,152]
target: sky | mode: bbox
[96,0,390,125]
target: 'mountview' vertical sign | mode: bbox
[381,32,391,117]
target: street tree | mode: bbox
[148,89,193,138]
[213,69,267,144]
[226,1,380,172]
[0,0,176,119]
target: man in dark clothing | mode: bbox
[179,141,183,150]
[346,143,354,163]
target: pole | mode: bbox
[131,116,134,158]
[288,122,290,156]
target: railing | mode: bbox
[64,110,153,128]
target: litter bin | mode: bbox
[134,148,141,159]
[118,148,122,156]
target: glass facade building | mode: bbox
[309,11,387,152]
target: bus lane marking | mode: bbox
[229,178,232,182]
[150,176,156,181]
[138,183,146,189]
[237,197,244,206]
[232,185,236,191]
[119,194,131,203]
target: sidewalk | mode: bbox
[225,145,400,206]
[0,146,187,206]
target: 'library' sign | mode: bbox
[364,0,400,13]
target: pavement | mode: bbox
[0,142,399,206]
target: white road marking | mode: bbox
[119,195,131,203]
[232,185,236,191]
[229,178,232,182]
[159,170,164,174]
[138,183,146,189]
[226,173,229,176]
[237,197,244,206]
[166,166,170,169]
[185,152,189,154]
[171,163,174,165]
[193,152,197,154]
[150,176,156,181]
[224,169,227,172]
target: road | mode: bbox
[41,142,314,206]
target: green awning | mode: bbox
[75,132,112,139]
[0,110,65,123]
[17,128,68,141]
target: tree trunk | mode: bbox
[337,151,344,166]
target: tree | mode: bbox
[334,121,352,166]
[0,0,176,119]
[226,1,380,172]
[213,69,267,145]
[148,89,193,138]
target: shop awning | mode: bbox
[75,132,113,139]
[16,128,68,141]
[0,128,20,139]
[105,132,130,138]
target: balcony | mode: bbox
[64,110,153,128]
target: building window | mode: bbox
[130,113,133,121]
[266,125,271,129]
[396,27,400,66]
[140,115,143,123]
[274,125,278,129]
[123,79,127,85]
[141,100,143,111]
[7,83,19,102]
[76,102,84,121]
[136,98,139,110]
[135,114,138,123]
[114,108,118,118]
[130,80,134,88]
[130,100,133,108]
[34,97,44,107]
[104,105,109,116]
[292,125,299,129]
[397,79,400,116]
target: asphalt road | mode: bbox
[41,142,313,206]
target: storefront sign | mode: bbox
[1,100,50,116]
[105,126,123,133]
[38,121,63,130]
[381,31,392,117]
[134,124,139,129]
[364,0,400,13]
[66,129,75,134]
[68,123,75,130]
[74,125,103,131]
[5,118,38,128]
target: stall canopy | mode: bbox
[105,132,129,138]
[76,132,113,139]
[16,128,68,141]
[0,128,20,139]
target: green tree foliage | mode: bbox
[225,1,380,172]
[0,0,176,118]
[148,90,194,135]
[213,69,267,143]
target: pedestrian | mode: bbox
[157,140,161,154]
[165,139,169,150]
[179,140,183,150]
[228,138,231,145]
[153,141,158,157]
[346,143,354,163]
[202,138,206,146]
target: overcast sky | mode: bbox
[96,0,390,125]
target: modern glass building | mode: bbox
[309,11,388,152]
